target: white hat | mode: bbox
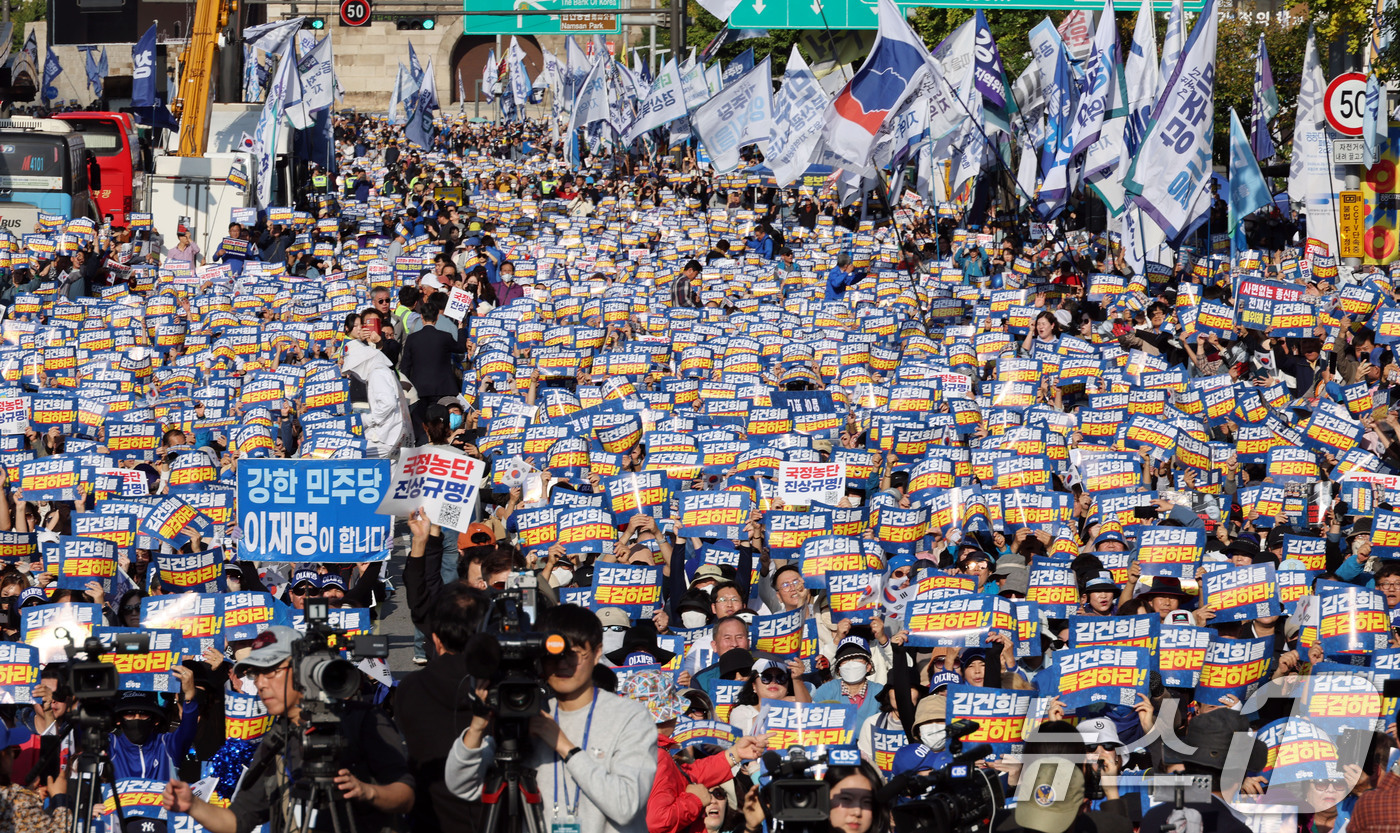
[421,275,445,291]
[1052,309,1073,329]
[1077,717,1121,749]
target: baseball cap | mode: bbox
[834,636,872,663]
[465,523,495,545]
[16,587,47,609]
[1078,716,1122,748]
[596,607,631,629]
[1084,571,1118,593]
[114,691,165,720]
[233,626,301,676]
[996,564,1030,597]
[421,274,445,291]
[892,743,940,777]
[1014,758,1085,833]
[290,568,320,589]
[929,670,961,694]
[319,573,347,591]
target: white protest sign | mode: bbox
[777,461,846,507]
[444,287,473,323]
[377,445,487,528]
[0,397,27,434]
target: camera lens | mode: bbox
[308,657,359,700]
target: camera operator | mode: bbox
[394,582,490,833]
[161,626,415,833]
[445,604,658,833]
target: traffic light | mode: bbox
[395,16,434,29]
[304,16,326,29]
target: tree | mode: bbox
[1210,14,1310,166]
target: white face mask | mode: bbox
[681,611,709,629]
[920,723,946,749]
[838,660,868,684]
[549,567,573,588]
[602,629,626,655]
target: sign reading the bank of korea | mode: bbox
[1203,564,1280,622]
[378,447,485,531]
[946,685,1032,755]
[589,563,663,619]
[733,0,1200,30]
[463,0,620,36]
[1039,646,1150,709]
[92,627,181,692]
[0,642,38,703]
[241,459,392,562]
[753,700,856,748]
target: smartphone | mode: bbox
[1134,506,1160,520]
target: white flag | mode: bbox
[1122,0,1160,160]
[281,40,312,130]
[768,48,828,188]
[693,56,774,174]
[1287,27,1327,204]
[1070,0,1118,157]
[253,39,296,208]
[244,18,304,56]
[405,58,437,149]
[1158,0,1184,95]
[625,58,687,143]
[297,34,335,115]
[1122,0,1217,246]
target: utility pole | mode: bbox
[669,0,683,63]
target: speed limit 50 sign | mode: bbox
[1324,72,1368,137]
[340,0,371,26]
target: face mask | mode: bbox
[838,661,868,684]
[549,567,573,588]
[602,629,626,655]
[681,611,709,629]
[919,723,946,749]
[449,412,464,430]
[121,718,154,746]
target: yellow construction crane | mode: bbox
[173,0,234,157]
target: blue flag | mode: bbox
[1250,34,1278,161]
[132,24,158,108]
[1364,73,1385,168]
[41,49,61,104]
[405,57,436,149]
[84,47,99,96]
[408,41,423,83]
[1228,108,1272,252]
[721,47,753,86]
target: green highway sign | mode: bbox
[730,0,1203,29]
[463,0,621,35]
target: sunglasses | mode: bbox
[759,667,790,686]
[120,605,140,614]
[290,586,321,597]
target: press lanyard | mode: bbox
[553,689,598,816]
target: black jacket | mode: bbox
[393,653,485,833]
[401,324,465,398]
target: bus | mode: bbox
[54,112,142,226]
[0,118,97,234]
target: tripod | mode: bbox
[26,715,129,833]
[479,731,547,833]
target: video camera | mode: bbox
[759,746,838,831]
[56,628,152,731]
[885,719,1005,833]
[463,574,566,756]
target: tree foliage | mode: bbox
[10,3,43,54]
[1211,14,1310,164]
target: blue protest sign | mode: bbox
[238,459,393,562]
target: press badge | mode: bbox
[553,811,580,833]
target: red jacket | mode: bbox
[647,734,735,833]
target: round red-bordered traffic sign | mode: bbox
[1324,72,1369,137]
[340,0,371,27]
